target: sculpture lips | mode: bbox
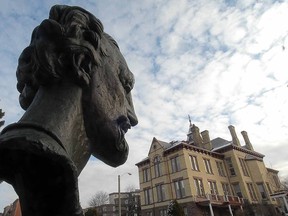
[116,115,131,152]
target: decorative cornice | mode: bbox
[214,144,264,158]
[135,158,150,167]
[136,141,265,167]
[163,142,224,159]
[267,167,279,173]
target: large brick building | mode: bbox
[136,123,287,216]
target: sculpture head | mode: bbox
[16,5,138,167]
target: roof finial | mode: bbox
[188,115,192,126]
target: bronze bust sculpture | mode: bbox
[0,5,138,216]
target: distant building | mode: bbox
[94,204,115,216]
[2,199,21,216]
[136,123,287,216]
[2,190,141,216]
[89,190,141,216]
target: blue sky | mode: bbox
[1,0,288,211]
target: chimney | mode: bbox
[241,131,254,151]
[228,125,241,146]
[191,124,203,147]
[201,130,212,150]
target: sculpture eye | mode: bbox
[119,64,134,94]
[120,75,133,94]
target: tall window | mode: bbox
[232,183,243,198]
[216,161,226,177]
[171,156,181,173]
[194,178,205,196]
[222,183,231,196]
[266,183,275,201]
[189,155,199,171]
[143,168,150,182]
[257,183,267,199]
[239,158,249,176]
[266,183,272,194]
[144,188,153,205]
[203,158,213,174]
[247,183,257,201]
[174,180,185,198]
[208,181,218,194]
[225,157,236,176]
[156,184,166,202]
[154,156,162,177]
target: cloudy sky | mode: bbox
[1,0,288,211]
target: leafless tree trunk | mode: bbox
[88,191,109,207]
[281,176,288,190]
[125,184,136,192]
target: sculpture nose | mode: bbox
[125,93,138,126]
[129,116,138,127]
[128,109,138,126]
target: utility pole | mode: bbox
[118,173,132,216]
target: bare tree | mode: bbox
[281,176,288,190]
[0,108,4,129]
[125,184,136,192]
[88,191,109,207]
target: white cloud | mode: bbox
[1,0,288,212]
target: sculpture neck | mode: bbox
[19,82,90,172]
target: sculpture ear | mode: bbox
[71,53,92,88]
[19,85,37,110]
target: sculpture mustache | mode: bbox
[117,115,131,151]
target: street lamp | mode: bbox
[118,172,132,216]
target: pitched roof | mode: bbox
[157,139,172,149]
[211,137,231,149]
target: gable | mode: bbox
[148,137,170,156]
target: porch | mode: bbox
[270,190,288,216]
[192,194,244,216]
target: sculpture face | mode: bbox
[83,35,138,166]
[16,5,138,167]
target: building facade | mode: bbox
[2,199,21,216]
[136,123,286,216]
